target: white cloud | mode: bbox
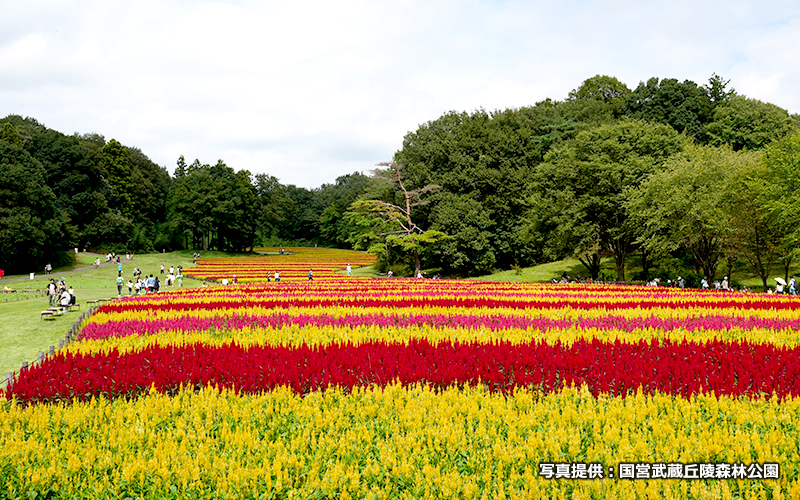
[1,0,798,188]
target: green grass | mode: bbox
[475,254,799,289]
[0,251,208,380]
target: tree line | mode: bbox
[2,74,799,285]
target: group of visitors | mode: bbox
[770,276,798,295]
[46,277,75,307]
[118,263,184,296]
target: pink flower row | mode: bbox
[80,312,800,341]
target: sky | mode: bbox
[2,0,799,188]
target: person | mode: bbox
[232,275,237,285]
[146,274,156,293]
[67,285,76,305]
[154,276,160,292]
[701,277,709,290]
[790,276,797,296]
[126,279,134,295]
[721,276,729,291]
[308,269,313,280]
[776,281,785,294]
[275,271,281,282]
[59,288,71,307]
[221,278,229,285]
[118,263,123,277]
[116,275,124,297]
[47,279,57,306]
[177,273,183,287]
[160,264,165,275]
[388,270,393,278]
[346,264,351,277]
[44,263,52,275]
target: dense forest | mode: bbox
[2,74,799,287]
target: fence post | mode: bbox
[49,345,55,357]
[4,373,11,390]
[21,361,28,372]
[38,352,45,364]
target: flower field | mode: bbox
[2,254,800,499]
[183,247,376,282]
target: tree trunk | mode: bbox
[641,248,652,281]
[413,248,421,278]
[577,253,601,280]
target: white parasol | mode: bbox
[775,277,787,286]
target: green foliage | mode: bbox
[627,144,764,282]
[706,95,797,151]
[626,77,715,142]
[428,193,496,276]
[568,74,631,116]
[0,141,72,273]
[530,119,687,280]
[166,160,257,252]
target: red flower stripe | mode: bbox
[79,312,800,341]
[6,338,800,403]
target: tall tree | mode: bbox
[627,77,714,142]
[628,144,762,282]
[706,95,797,151]
[531,119,686,280]
[349,161,447,277]
[0,141,71,273]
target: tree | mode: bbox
[568,75,631,117]
[761,132,800,281]
[626,77,714,142]
[348,161,447,277]
[707,95,797,151]
[317,172,371,247]
[531,119,686,280]
[427,192,496,276]
[0,141,71,273]
[253,173,294,245]
[628,144,762,282]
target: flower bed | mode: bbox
[2,267,798,498]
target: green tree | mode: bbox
[568,75,631,117]
[0,141,71,273]
[100,139,136,220]
[627,77,714,142]
[761,132,800,280]
[531,119,686,280]
[707,95,797,151]
[348,161,447,277]
[427,193,496,276]
[317,173,371,247]
[628,144,763,282]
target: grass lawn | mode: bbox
[0,251,209,380]
[475,254,798,290]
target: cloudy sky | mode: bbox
[2,0,798,188]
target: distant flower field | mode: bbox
[183,247,376,282]
[2,249,799,499]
